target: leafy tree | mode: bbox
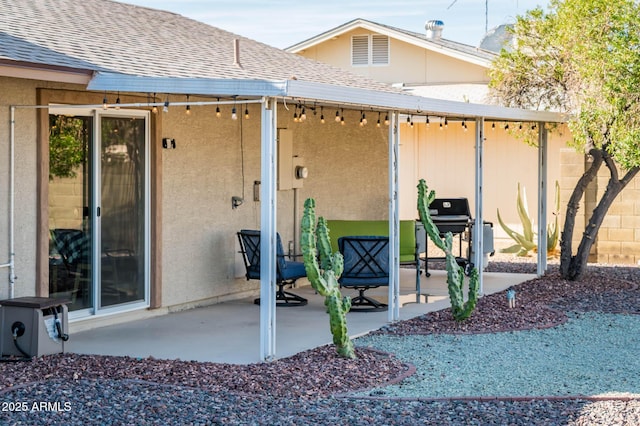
[488,0,640,280]
[49,115,86,180]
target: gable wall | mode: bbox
[297,29,489,85]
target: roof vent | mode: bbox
[425,20,444,40]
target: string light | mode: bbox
[359,111,365,127]
[152,93,158,114]
[340,109,345,125]
[377,112,381,127]
[300,106,307,121]
[440,117,444,130]
[410,115,414,128]
[335,109,341,123]
[244,107,250,119]
[231,106,237,120]
[216,98,221,118]
[426,116,430,127]
[293,105,299,122]
[491,122,495,131]
[163,95,169,113]
[504,123,509,130]
[320,106,325,124]
[361,112,367,125]
[102,92,108,110]
[384,114,389,126]
[115,92,121,110]
[185,95,191,115]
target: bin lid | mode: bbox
[0,297,69,309]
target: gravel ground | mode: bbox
[1,257,639,425]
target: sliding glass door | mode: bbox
[48,109,150,315]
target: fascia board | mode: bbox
[286,20,366,52]
[87,72,288,97]
[0,62,92,85]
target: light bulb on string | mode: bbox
[426,116,430,127]
[376,112,381,127]
[151,93,158,114]
[362,112,367,125]
[300,106,306,121]
[115,92,121,110]
[244,107,250,119]
[163,96,170,113]
[102,93,108,110]
[335,109,341,123]
[231,106,237,120]
[216,98,221,118]
[185,95,191,115]
[384,114,389,126]
[320,106,325,124]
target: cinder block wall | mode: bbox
[559,148,640,265]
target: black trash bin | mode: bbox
[0,297,69,358]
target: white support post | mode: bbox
[474,118,484,295]
[388,111,400,322]
[259,98,277,361]
[537,122,548,276]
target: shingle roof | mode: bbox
[0,0,400,94]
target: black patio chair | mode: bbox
[338,235,389,312]
[237,229,308,307]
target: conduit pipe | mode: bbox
[1,106,16,298]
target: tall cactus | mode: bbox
[301,198,355,359]
[417,179,479,322]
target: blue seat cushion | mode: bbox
[280,260,306,281]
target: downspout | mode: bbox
[1,106,16,298]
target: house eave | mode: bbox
[0,60,92,85]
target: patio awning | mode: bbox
[88,71,566,123]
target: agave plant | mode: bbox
[497,181,560,257]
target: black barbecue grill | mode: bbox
[422,198,473,274]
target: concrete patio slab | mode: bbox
[66,269,535,364]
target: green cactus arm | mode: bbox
[516,183,534,243]
[316,217,334,271]
[331,251,344,278]
[301,199,331,295]
[417,179,447,252]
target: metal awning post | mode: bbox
[388,111,400,322]
[259,98,277,361]
[537,122,548,276]
[474,118,484,295]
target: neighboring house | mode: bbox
[288,18,640,265]
[0,0,563,359]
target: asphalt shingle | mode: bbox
[0,0,401,93]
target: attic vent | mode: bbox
[352,35,369,65]
[371,35,389,64]
[351,34,389,66]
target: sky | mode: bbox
[115,0,551,49]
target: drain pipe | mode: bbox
[1,106,16,298]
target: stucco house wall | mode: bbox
[0,81,391,308]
